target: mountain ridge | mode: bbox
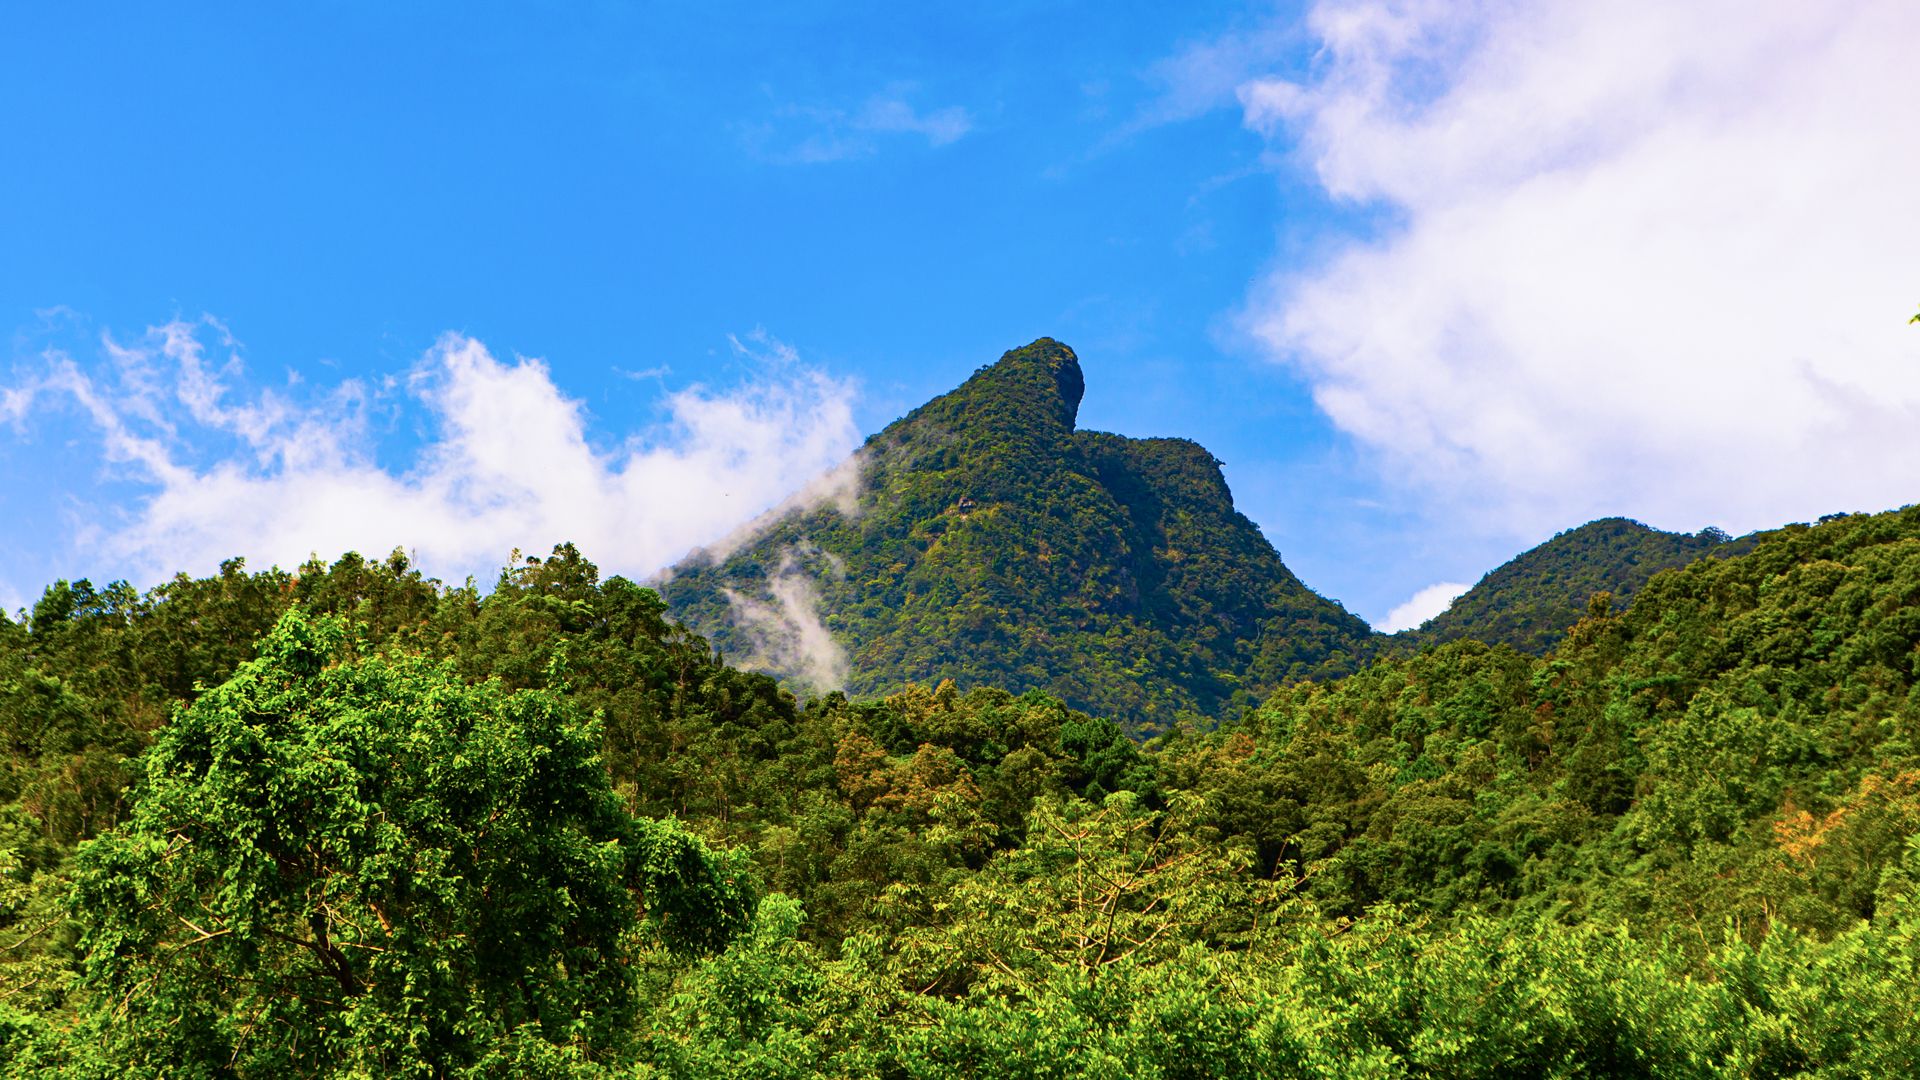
[662,338,1769,728]
[661,338,1372,732]
[1400,516,1755,655]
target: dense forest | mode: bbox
[3,495,1918,1075]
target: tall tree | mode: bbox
[68,609,755,1077]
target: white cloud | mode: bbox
[685,448,866,567]
[1378,580,1470,633]
[1239,0,1920,538]
[0,384,33,426]
[6,320,863,589]
[721,545,848,692]
[748,86,973,164]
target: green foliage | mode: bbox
[1,489,1918,1074]
[1405,517,1750,654]
[627,844,1920,1079]
[62,609,751,1076]
[663,344,1736,733]
[662,339,1372,734]
[1159,505,1920,944]
[0,820,73,1012]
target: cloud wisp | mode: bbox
[721,544,849,692]
[5,320,863,590]
[745,86,973,164]
[1237,0,1920,539]
[1114,6,1299,139]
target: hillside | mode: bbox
[1170,504,1920,934]
[1403,516,1752,654]
[3,508,1917,1074]
[659,338,1372,731]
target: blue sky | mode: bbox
[5,2,1918,630]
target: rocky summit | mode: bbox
[660,338,1373,732]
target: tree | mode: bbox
[896,791,1275,997]
[68,609,755,1077]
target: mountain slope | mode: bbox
[1405,517,1752,654]
[659,338,1371,731]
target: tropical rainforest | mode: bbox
[1,341,1917,1077]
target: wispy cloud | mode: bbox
[722,545,848,692]
[1116,5,1299,139]
[3,319,863,589]
[744,85,973,164]
[855,94,971,145]
[1238,0,1920,539]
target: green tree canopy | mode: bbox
[67,609,755,1077]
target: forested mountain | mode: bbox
[660,338,1373,733]
[660,342,1781,727]
[1402,516,1755,653]
[2,340,1916,1075]
[3,504,1918,1075]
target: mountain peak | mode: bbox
[663,336,1372,731]
[972,337,1084,430]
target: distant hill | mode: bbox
[1403,517,1754,654]
[658,338,1372,732]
